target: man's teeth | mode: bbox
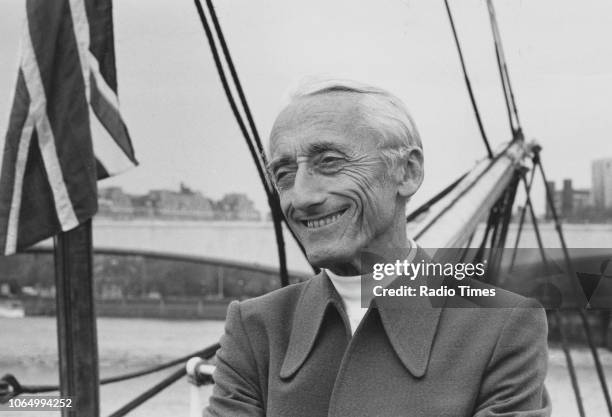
[306,212,342,229]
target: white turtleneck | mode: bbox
[325,269,366,335]
[326,239,418,335]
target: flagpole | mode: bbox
[54,219,100,417]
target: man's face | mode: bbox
[268,93,407,272]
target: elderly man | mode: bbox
[205,80,550,416]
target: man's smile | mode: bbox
[297,208,348,229]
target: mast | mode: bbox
[54,221,99,417]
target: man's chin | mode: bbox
[305,247,359,272]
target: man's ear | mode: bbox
[397,148,424,198]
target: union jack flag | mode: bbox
[0,0,137,255]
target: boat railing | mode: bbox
[0,342,220,417]
[1,245,310,319]
[26,245,310,277]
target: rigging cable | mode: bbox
[488,172,520,276]
[524,192,586,417]
[204,0,270,186]
[487,3,515,135]
[206,0,316,280]
[537,148,612,416]
[443,0,494,158]
[552,311,587,417]
[414,140,514,240]
[193,0,295,286]
[486,0,522,136]
[509,166,547,271]
[406,172,468,222]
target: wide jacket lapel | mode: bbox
[373,246,445,378]
[280,246,446,380]
[280,272,344,379]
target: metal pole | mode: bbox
[54,219,99,416]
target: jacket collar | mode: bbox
[373,246,444,378]
[280,246,443,379]
[279,271,344,379]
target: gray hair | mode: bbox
[286,78,422,176]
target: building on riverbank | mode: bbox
[593,158,612,210]
[545,179,593,220]
[98,184,260,221]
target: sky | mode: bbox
[0,0,611,216]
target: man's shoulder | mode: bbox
[222,275,324,351]
[234,275,316,321]
[445,275,543,309]
[438,277,547,346]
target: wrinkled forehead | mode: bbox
[268,93,374,157]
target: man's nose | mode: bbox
[290,164,326,211]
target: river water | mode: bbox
[1,317,222,416]
[4,221,612,415]
[2,316,612,416]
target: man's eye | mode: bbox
[274,171,295,189]
[316,155,345,173]
[320,156,342,164]
[317,156,347,170]
[275,170,292,180]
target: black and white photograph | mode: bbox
[0,0,611,416]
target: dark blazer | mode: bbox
[205,250,551,417]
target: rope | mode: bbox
[193,0,261,192]
[0,343,220,401]
[536,150,612,416]
[194,0,319,283]
[510,165,549,272]
[193,0,294,286]
[473,208,496,265]
[488,172,520,277]
[509,168,536,270]
[486,0,522,134]
[406,172,468,222]
[204,0,268,183]
[522,193,585,415]
[435,156,588,417]
[506,159,589,415]
[552,311,587,417]
[579,308,612,416]
[487,203,503,262]
[101,343,219,385]
[443,0,493,158]
[458,230,476,263]
[484,205,502,268]
[491,26,515,135]
[107,367,186,417]
[457,174,514,279]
